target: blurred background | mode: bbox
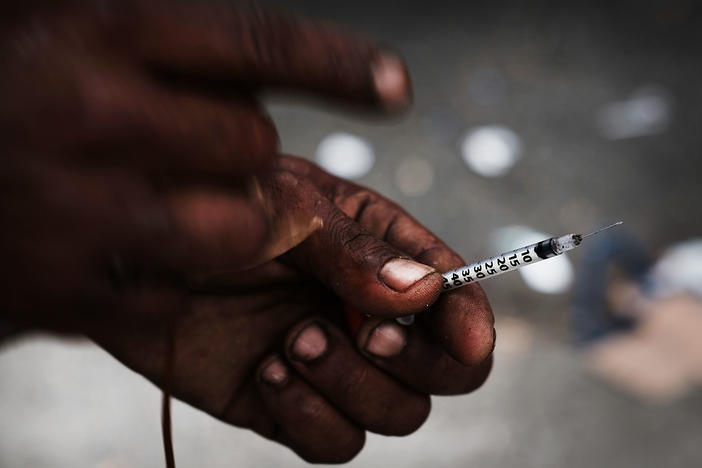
[1,0,701,466]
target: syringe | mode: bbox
[441,221,623,292]
[394,221,623,326]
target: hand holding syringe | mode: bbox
[395,221,623,325]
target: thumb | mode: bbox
[287,185,442,318]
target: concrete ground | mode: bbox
[2,322,701,468]
[2,1,701,467]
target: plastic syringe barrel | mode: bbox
[440,234,580,292]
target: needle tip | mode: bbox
[581,221,624,239]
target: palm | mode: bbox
[94,256,339,437]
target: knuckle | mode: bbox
[360,243,394,264]
[296,395,330,427]
[327,212,393,262]
[334,189,378,221]
[326,212,369,250]
[337,365,370,397]
[342,230,376,252]
[272,170,301,190]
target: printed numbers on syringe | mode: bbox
[442,247,535,290]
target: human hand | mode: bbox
[92,156,495,463]
[0,0,410,331]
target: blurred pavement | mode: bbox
[2,1,701,466]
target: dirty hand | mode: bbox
[93,156,495,463]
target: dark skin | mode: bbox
[1,1,495,464]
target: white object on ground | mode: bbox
[459,125,522,177]
[315,132,375,179]
[596,84,672,140]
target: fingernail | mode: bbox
[366,322,407,358]
[380,258,435,292]
[291,323,328,362]
[261,358,289,387]
[372,52,410,109]
[396,315,415,326]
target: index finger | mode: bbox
[118,2,411,110]
[282,156,495,365]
